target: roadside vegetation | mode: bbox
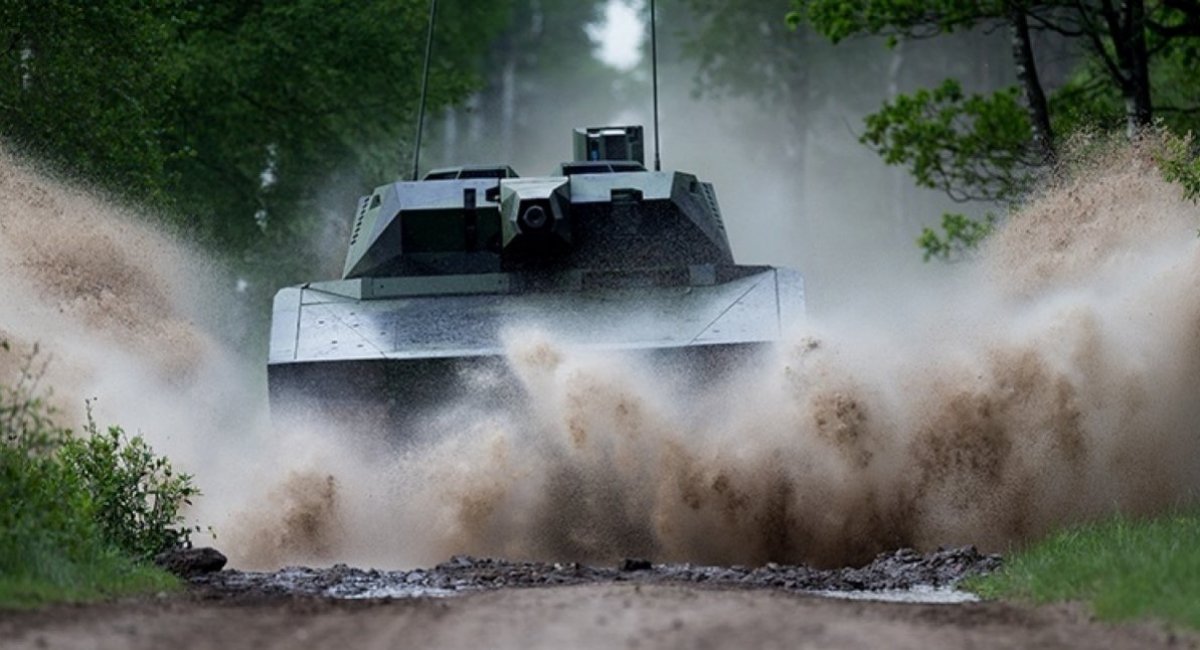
[0,344,199,607]
[968,510,1200,630]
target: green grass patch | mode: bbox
[968,510,1200,630]
[0,343,198,608]
[0,554,179,609]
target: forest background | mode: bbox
[4,0,1199,338]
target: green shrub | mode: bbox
[0,343,198,605]
[62,405,199,561]
[1155,129,1200,204]
[0,346,92,576]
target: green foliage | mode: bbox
[0,564,177,609]
[786,0,1032,260]
[170,2,473,238]
[61,405,199,561]
[917,212,997,261]
[1155,130,1200,204]
[0,350,96,580]
[0,345,194,606]
[863,80,1034,203]
[861,80,1028,261]
[0,1,182,205]
[1149,41,1200,134]
[1051,41,1200,139]
[787,0,1005,44]
[789,0,1200,260]
[1,1,515,295]
[968,510,1200,630]
[914,127,1200,261]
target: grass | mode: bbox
[967,510,1200,630]
[0,555,180,609]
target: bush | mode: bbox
[0,343,198,605]
[62,405,199,561]
[1155,129,1200,204]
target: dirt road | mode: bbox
[2,583,1193,650]
[1,550,1193,649]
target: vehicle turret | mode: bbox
[341,125,733,279]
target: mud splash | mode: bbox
[323,137,1200,569]
[1,138,1197,571]
[0,147,266,539]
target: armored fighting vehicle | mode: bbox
[267,125,804,434]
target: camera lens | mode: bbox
[520,204,549,231]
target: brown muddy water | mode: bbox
[0,137,1198,573]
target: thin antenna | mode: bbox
[411,0,439,181]
[650,0,661,172]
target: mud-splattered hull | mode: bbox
[268,265,803,437]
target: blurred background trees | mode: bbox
[787,0,1200,259]
[1,0,509,287]
[3,0,1198,316]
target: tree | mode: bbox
[673,0,811,110]
[669,0,818,177]
[1,1,515,292]
[165,1,511,266]
[430,0,622,172]
[0,1,182,203]
[787,0,1200,260]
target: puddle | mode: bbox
[809,585,980,604]
[338,585,460,599]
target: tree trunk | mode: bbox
[19,43,33,91]
[888,41,907,232]
[1099,0,1153,134]
[1008,3,1054,161]
[1123,0,1153,131]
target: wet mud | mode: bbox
[190,546,1000,600]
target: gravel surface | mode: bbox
[5,547,1196,650]
[190,546,1002,600]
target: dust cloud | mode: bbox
[0,147,268,541]
[234,136,1200,569]
[1,136,1198,571]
